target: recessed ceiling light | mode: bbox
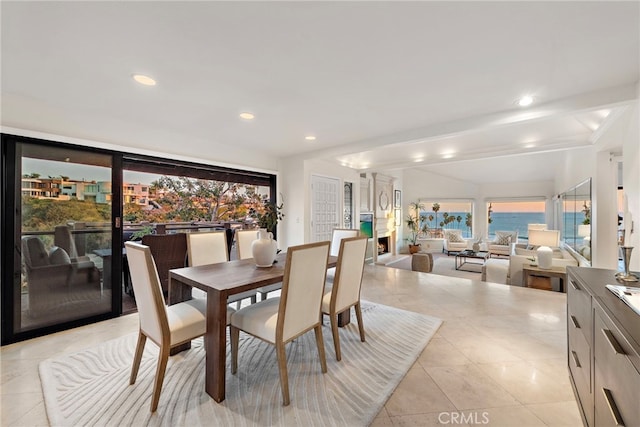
[517,95,534,107]
[239,112,255,120]
[132,74,156,86]
[305,135,316,141]
[442,153,455,159]
[525,143,536,149]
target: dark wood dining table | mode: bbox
[168,252,338,403]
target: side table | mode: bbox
[522,264,567,292]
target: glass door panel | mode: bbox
[17,143,115,332]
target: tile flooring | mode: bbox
[1,264,582,426]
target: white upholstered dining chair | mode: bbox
[125,241,235,412]
[321,236,368,361]
[186,231,257,307]
[326,228,360,282]
[330,228,360,256]
[230,241,331,406]
[235,229,258,260]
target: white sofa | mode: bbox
[507,245,578,286]
[482,244,578,286]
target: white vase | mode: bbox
[251,228,278,267]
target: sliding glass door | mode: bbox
[2,136,121,343]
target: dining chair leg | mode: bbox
[230,326,240,374]
[275,341,290,406]
[329,313,341,361]
[354,302,366,342]
[314,324,328,373]
[150,344,170,412]
[130,331,147,384]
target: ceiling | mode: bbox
[2,2,638,184]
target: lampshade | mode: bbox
[528,229,560,247]
[578,224,591,238]
[527,223,547,231]
[529,229,560,269]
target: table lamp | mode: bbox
[528,229,560,269]
[578,224,590,242]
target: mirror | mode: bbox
[562,178,591,262]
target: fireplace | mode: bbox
[377,236,390,255]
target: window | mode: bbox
[486,199,546,240]
[419,200,474,238]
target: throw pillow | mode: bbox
[494,231,512,246]
[49,246,71,265]
[446,230,464,242]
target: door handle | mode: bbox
[570,315,580,329]
[601,329,624,355]
[602,388,625,426]
[571,350,581,368]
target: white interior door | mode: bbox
[311,175,341,242]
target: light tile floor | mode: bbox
[1,265,582,426]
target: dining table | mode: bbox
[168,251,338,403]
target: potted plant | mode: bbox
[406,202,427,254]
[249,196,285,234]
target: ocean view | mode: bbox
[419,211,587,241]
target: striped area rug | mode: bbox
[40,301,441,426]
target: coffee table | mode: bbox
[455,250,489,272]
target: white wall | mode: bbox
[277,157,305,251]
[622,101,639,270]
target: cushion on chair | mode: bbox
[166,298,213,346]
[494,231,513,246]
[48,246,71,265]
[230,297,280,343]
[445,230,463,242]
[24,237,50,267]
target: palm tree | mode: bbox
[432,203,440,234]
[456,215,462,229]
[465,213,473,235]
[488,203,493,224]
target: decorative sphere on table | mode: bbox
[252,228,278,267]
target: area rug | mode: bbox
[39,301,441,427]
[385,253,483,280]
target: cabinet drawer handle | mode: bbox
[602,329,625,355]
[602,388,625,426]
[570,280,580,291]
[571,350,581,368]
[570,315,580,329]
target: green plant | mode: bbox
[406,202,428,245]
[249,196,285,233]
[130,225,154,240]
